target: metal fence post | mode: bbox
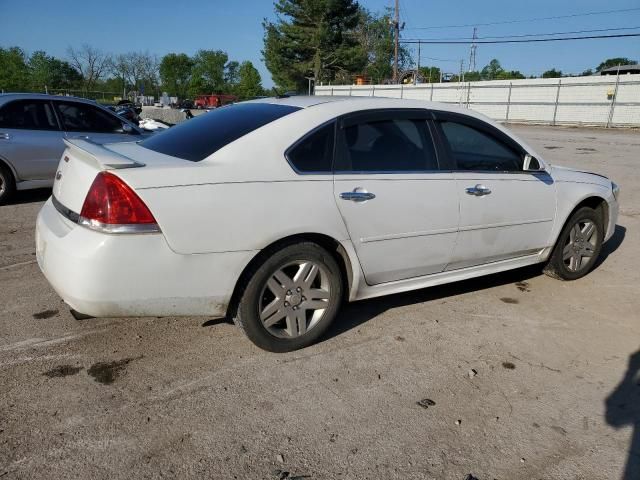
[552,79,562,126]
[466,82,471,108]
[505,82,513,123]
[400,83,404,99]
[330,87,334,96]
[349,86,352,96]
[606,69,621,128]
[430,83,434,101]
[372,85,376,97]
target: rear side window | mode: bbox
[55,101,124,133]
[337,118,438,172]
[439,121,522,171]
[140,103,301,162]
[0,100,58,130]
[287,122,335,173]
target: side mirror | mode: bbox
[122,123,137,135]
[523,153,544,172]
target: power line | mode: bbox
[415,26,640,41]
[401,32,640,44]
[404,7,640,30]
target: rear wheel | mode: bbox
[232,242,343,352]
[544,206,603,280]
[0,163,16,205]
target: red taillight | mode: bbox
[80,172,157,226]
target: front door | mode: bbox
[333,110,459,285]
[433,113,555,270]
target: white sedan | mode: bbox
[36,97,620,352]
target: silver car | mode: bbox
[0,93,145,203]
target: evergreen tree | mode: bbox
[263,0,366,91]
[235,61,264,99]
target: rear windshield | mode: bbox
[140,102,301,162]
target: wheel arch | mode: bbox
[552,195,609,249]
[226,232,357,319]
[0,155,18,183]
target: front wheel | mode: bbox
[544,206,603,280]
[232,242,344,352]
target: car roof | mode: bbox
[247,95,484,117]
[0,92,102,106]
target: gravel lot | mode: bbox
[0,125,638,480]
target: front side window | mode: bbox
[439,121,522,171]
[55,102,124,133]
[0,100,58,130]
[287,122,335,173]
[337,118,438,172]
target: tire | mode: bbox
[544,206,604,280]
[0,162,16,205]
[232,242,344,352]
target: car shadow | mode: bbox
[204,225,626,338]
[3,188,51,206]
[322,264,544,342]
[606,350,640,480]
[595,224,626,268]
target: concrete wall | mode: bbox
[315,74,640,127]
[140,107,208,124]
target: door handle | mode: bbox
[0,132,10,140]
[340,188,376,202]
[465,184,492,196]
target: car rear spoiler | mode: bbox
[63,138,145,170]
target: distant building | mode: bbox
[600,65,640,75]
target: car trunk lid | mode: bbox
[52,138,146,213]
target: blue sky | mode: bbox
[1,0,639,88]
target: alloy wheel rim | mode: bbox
[258,260,331,338]
[563,219,597,272]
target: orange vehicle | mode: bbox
[194,94,238,109]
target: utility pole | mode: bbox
[468,27,478,72]
[414,40,421,85]
[393,0,399,83]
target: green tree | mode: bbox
[29,50,81,91]
[159,53,193,98]
[581,68,594,76]
[357,9,411,84]
[235,61,264,99]
[417,66,441,83]
[0,47,30,92]
[596,57,637,72]
[225,60,240,90]
[263,0,366,91]
[189,49,228,96]
[542,68,562,78]
[481,59,504,80]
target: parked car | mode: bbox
[36,97,620,352]
[0,93,147,203]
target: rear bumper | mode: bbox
[36,198,256,318]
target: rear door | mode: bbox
[53,100,140,144]
[333,109,459,285]
[432,111,555,269]
[0,99,64,181]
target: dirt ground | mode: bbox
[0,125,638,480]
